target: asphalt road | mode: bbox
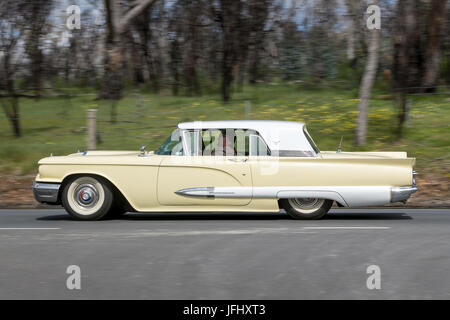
[1,208,449,299]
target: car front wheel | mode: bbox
[61,176,114,221]
[280,198,333,220]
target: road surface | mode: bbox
[0,208,449,299]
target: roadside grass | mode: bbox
[0,83,449,175]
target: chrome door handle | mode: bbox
[227,158,248,162]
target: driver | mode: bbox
[214,131,236,156]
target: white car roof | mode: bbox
[178,120,316,155]
[178,120,305,131]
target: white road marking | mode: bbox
[122,228,315,237]
[303,226,390,230]
[0,228,61,230]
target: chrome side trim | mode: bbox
[175,187,251,198]
[175,186,396,207]
[175,187,216,198]
[32,181,61,204]
[391,186,418,203]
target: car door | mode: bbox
[157,129,252,206]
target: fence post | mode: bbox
[245,100,251,120]
[87,109,97,150]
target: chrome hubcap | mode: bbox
[74,184,99,208]
[292,198,320,208]
[288,197,325,214]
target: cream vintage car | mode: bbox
[33,120,418,220]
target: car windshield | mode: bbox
[155,129,183,155]
[303,126,320,154]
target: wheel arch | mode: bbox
[278,198,346,209]
[58,173,135,212]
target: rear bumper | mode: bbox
[32,181,61,204]
[391,170,418,203]
[391,186,418,203]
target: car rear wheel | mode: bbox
[280,198,333,220]
[62,176,114,221]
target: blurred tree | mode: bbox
[183,0,203,96]
[211,0,243,102]
[21,0,53,98]
[356,2,380,146]
[248,0,269,85]
[168,2,183,96]
[421,0,447,92]
[305,0,339,82]
[345,0,367,70]
[99,0,158,101]
[2,0,449,121]
[345,0,358,69]
[393,0,422,137]
[0,2,24,137]
[279,21,303,81]
[130,1,165,93]
[443,3,450,85]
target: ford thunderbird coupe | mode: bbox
[33,120,418,220]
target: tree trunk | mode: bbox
[249,48,260,85]
[217,0,242,102]
[169,39,180,96]
[99,0,158,99]
[392,0,421,137]
[11,96,21,138]
[100,45,124,100]
[236,57,246,92]
[392,0,421,93]
[345,0,359,70]
[2,53,22,138]
[129,33,145,84]
[222,57,232,102]
[99,0,123,100]
[397,94,407,138]
[421,0,447,92]
[185,2,201,96]
[356,28,380,146]
[1,97,21,138]
[110,100,118,123]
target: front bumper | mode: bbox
[391,170,418,203]
[32,181,61,204]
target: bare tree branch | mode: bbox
[117,0,158,34]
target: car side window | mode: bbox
[182,130,200,156]
[249,134,270,156]
[200,129,269,156]
[154,129,183,155]
[201,129,236,156]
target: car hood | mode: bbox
[37,150,157,165]
[67,150,141,157]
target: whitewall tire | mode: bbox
[62,176,114,220]
[280,198,333,220]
